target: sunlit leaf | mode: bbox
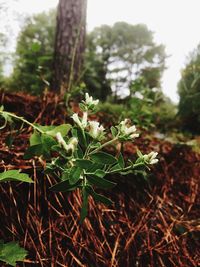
[0,170,33,183]
[46,124,71,137]
[0,240,28,267]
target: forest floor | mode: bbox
[0,91,199,267]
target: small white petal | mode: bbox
[82,112,88,128]
[130,133,139,139]
[70,137,78,146]
[125,125,137,135]
[71,113,82,128]
[149,152,158,160]
[150,159,159,165]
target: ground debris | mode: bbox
[0,91,199,267]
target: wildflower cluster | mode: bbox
[0,93,159,222]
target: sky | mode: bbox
[1,0,200,103]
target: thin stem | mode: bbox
[0,111,44,134]
[89,136,119,155]
[85,162,144,176]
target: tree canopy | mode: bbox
[10,10,56,94]
[84,22,166,100]
[178,44,200,133]
[8,14,166,101]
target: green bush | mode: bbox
[178,43,200,133]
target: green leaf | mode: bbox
[76,127,87,148]
[87,174,116,189]
[41,134,57,150]
[111,126,118,137]
[94,169,106,178]
[24,144,43,159]
[90,152,117,165]
[76,159,93,170]
[0,170,33,183]
[137,150,143,158]
[50,179,81,192]
[71,128,78,138]
[51,145,63,153]
[79,103,87,111]
[76,145,84,158]
[0,240,28,266]
[61,170,69,181]
[46,124,71,137]
[27,133,57,158]
[30,130,41,146]
[69,166,82,185]
[110,164,121,172]
[118,153,125,168]
[34,124,55,132]
[85,186,113,205]
[87,163,104,173]
[80,188,89,223]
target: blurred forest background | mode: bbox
[0,2,200,137]
[0,1,200,266]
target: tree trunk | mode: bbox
[51,0,87,92]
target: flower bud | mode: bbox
[85,93,99,106]
[88,121,105,140]
[71,112,88,129]
[56,132,78,153]
[118,119,139,140]
[143,151,159,165]
[56,132,69,152]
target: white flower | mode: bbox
[56,132,69,151]
[69,137,78,147]
[88,120,105,140]
[119,119,139,139]
[85,93,99,106]
[71,113,82,128]
[82,112,88,128]
[143,151,159,165]
[56,132,78,153]
[71,112,88,129]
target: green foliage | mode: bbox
[83,32,112,101]
[0,240,27,266]
[9,10,56,94]
[128,78,177,130]
[84,22,166,100]
[98,78,177,131]
[7,13,166,102]
[0,94,159,222]
[97,102,124,125]
[152,96,177,131]
[178,43,200,133]
[0,170,33,183]
[0,33,7,86]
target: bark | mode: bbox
[51,0,87,92]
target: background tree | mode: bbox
[83,31,112,101]
[84,22,166,100]
[51,0,87,93]
[0,33,7,87]
[10,11,56,94]
[178,44,200,133]
[9,16,166,102]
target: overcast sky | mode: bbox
[2,0,200,103]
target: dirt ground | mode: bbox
[0,91,199,267]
